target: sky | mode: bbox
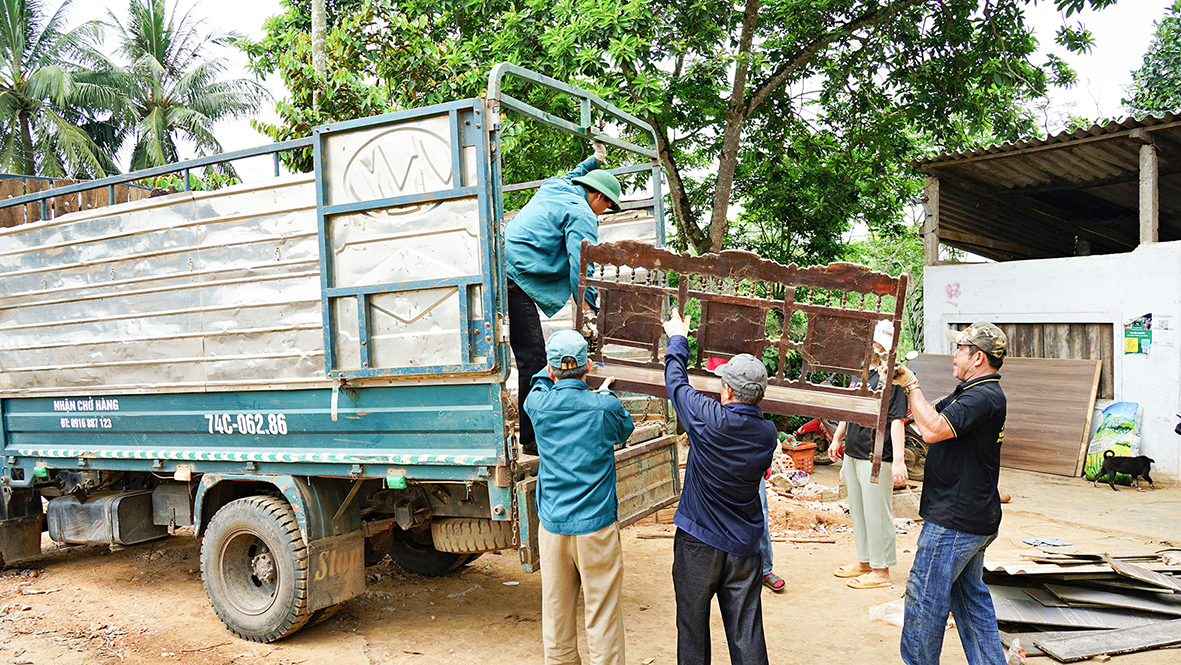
[71,0,1176,181]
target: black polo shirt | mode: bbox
[843,371,909,462]
[920,374,1006,535]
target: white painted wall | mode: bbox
[924,241,1181,481]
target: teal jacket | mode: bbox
[504,157,602,317]
[524,368,635,535]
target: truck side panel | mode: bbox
[1,384,510,515]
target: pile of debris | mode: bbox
[985,548,1181,661]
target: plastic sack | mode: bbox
[1083,401,1142,484]
[869,598,906,627]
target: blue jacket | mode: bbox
[525,368,635,535]
[504,157,602,317]
[665,336,777,556]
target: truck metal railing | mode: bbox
[0,137,314,222]
[487,63,665,231]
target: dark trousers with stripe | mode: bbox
[507,278,546,452]
[672,529,768,665]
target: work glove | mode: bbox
[892,363,920,394]
[593,140,607,165]
[663,311,689,339]
[580,311,600,354]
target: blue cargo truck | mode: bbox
[0,65,678,642]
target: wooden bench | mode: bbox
[575,240,908,480]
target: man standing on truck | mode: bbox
[525,329,635,665]
[892,322,1008,665]
[506,141,622,456]
[663,312,777,665]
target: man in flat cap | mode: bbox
[893,322,1009,665]
[663,312,777,665]
[525,329,634,665]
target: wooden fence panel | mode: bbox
[0,179,25,227]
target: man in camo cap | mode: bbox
[892,322,1009,665]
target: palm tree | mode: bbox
[105,0,268,170]
[0,0,122,177]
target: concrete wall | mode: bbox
[924,241,1181,481]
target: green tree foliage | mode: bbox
[0,0,123,177]
[1125,0,1181,115]
[103,0,268,170]
[242,0,1117,259]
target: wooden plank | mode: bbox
[1026,587,1072,607]
[1105,555,1181,593]
[50,178,78,218]
[78,186,106,212]
[1034,617,1181,662]
[1075,358,1102,476]
[1000,629,1116,658]
[991,585,1168,629]
[23,178,48,223]
[0,178,25,227]
[924,176,940,265]
[1013,323,1043,358]
[1044,584,1181,616]
[910,354,1101,476]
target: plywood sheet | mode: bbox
[1044,584,1181,616]
[1105,555,1181,593]
[1034,618,1181,662]
[990,586,1167,629]
[908,354,1101,476]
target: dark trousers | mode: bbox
[507,278,547,452]
[672,529,768,665]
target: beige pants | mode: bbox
[843,455,897,569]
[539,522,625,665]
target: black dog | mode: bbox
[1093,450,1156,491]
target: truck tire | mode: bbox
[430,517,515,554]
[200,496,312,642]
[387,527,469,577]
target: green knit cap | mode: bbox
[572,170,622,210]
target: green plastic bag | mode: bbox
[1083,402,1141,484]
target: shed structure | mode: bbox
[917,112,1181,481]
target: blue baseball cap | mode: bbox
[546,329,588,370]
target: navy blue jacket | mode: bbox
[665,335,778,556]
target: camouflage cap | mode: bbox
[944,322,1007,357]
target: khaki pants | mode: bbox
[539,522,625,665]
[843,456,897,569]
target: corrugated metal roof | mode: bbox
[915,110,1181,166]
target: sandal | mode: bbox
[833,563,869,578]
[846,574,892,590]
[762,573,786,593]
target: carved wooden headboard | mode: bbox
[575,240,908,481]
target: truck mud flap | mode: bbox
[307,531,365,611]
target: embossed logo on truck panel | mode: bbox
[343,127,452,219]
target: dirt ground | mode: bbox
[2,466,1179,665]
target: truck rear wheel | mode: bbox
[430,517,515,554]
[200,496,312,642]
[387,527,470,577]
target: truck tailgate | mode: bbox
[516,433,680,572]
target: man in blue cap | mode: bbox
[506,142,623,456]
[525,328,635,665]
[663,311,777,665]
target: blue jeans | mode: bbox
[758,479,772,576]
[900,522,1005,665]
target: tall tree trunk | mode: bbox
[18,110,34,175]
[707,0,760,253]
